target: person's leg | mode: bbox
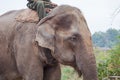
[27,1,47,20]
[36,1,46,20]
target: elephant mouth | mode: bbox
[73,59,82,77]
[56,55,83,76]
[56,57,75,66]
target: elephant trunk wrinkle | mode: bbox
[74,42,98,80]
[75,52,98,80]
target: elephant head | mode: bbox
[35,5,98,80]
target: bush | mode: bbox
[108,44,120,76]
[97,38,120,80]
[94,48,110,80]
[61,65,82,80]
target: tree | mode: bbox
[92,28,120,48]
[92,31,106,47]
[106,28,120,47]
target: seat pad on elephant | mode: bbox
[15,9,39,23]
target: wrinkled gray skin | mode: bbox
[0,5,98,80]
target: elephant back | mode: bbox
[15,9,39,23]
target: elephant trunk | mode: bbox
[75,39,98,80]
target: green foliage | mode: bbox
[92,28,120,48]
[94,48,110,80]
[108,44,120,76]
[96,38,120,80]
[61,66,82,80]
[97,61,109,80]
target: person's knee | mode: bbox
[37,1,44,5]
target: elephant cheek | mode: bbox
[56,51,75,65]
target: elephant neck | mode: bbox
[42,48,58,67]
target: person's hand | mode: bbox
[45,8,52,13]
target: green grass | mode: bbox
[61,65,82,80]
[94,48,110,63]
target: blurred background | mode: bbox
[0,0,120,80]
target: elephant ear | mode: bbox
[39,12,56,25]
[35,15,55,52]
[35,5,64,52]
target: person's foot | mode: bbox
[45,8,52,13]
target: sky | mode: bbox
[0,0,120,34]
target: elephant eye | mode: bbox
[69,35,79,42]
[70,36,77,41]
[66,34,80,47]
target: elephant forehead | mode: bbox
[57,26,79,38]
[54,13,77,30]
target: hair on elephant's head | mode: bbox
[35,5,98,80]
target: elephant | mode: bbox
[0,5,98,80]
